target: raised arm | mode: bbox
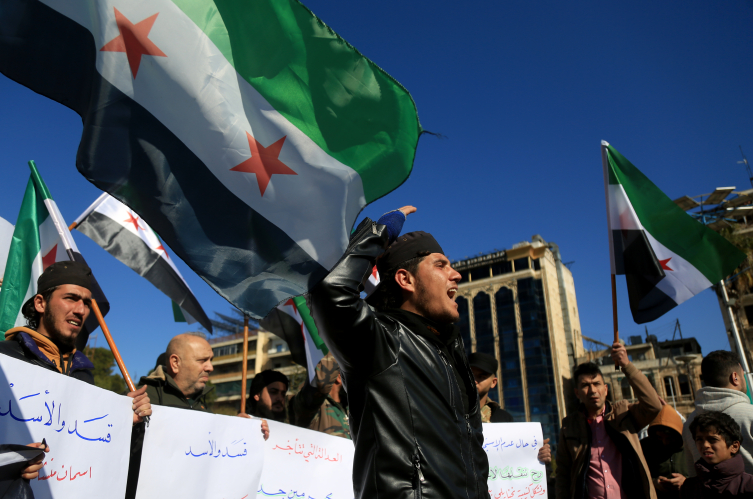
[291,353,340,428]
[612,342,662,428]
[308,207,415,373]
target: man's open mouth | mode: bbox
[67,320,81,327]
[447,289,457,300]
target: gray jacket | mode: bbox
[682,387,753,476]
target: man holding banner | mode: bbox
[309,207,490,499]
[0,261,152,483]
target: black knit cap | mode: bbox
[468,352,498,375]
[376,231,444,276]
[37,260,92,292]
[249,369,289,396]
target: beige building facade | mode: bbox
[207,328,305,414]
[453,236,584,440]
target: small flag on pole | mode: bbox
[73,193,212,332]
[602,141,746,323]
[0,162,109,349]
[261,297,327,381]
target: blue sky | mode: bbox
[1,0,752,380]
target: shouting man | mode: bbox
[310,207,489,499]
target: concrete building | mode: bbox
[578,336,703,418]
[207,328,305,414]
[452,236,584,441]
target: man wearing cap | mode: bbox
[309,207,490,499]
[468,352,514,423]
[246,369,290,422]
[469,352,552,465]
[0,261,152,480]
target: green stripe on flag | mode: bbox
[292,295,327,353]
[0,177,48,332]
[172,300,186,322]
[606,144,745,283]
[28,160,53,201]
[170,0,420,203]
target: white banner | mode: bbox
[482,422,548,499]
[136,405,265,499]
[258,420,355,499]
[0,354,133,499]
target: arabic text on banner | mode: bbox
[259,420,355,499]
[482,422,548,499]
[135,405,265,499]
[0,354,133,499]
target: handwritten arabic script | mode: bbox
[257,484,335,499]
[1,383,115,444]
[272,439,342,463]
[489,466,544,483]
[185,432,248,459]
[489,484,547,499]
[483,437,538,453]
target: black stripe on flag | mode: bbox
[77,212,212,332]
[0,0,328,319]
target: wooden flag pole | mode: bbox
[240,315,250,414]
[68,222,78,231]
[611,274,620,371]
[90,298,136,391]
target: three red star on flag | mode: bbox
[231,132,297,196]
[100,8,166,79]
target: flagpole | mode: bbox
[611,274,620,371]
[90,298,136,392]
[240,315,249,414]
[718,280,753,391]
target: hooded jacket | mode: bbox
[555,362,661,499]
[0,327,93,384]
[683,387,753,477]
[308,219,489,499]
[680,454,753,498]
[641,405,689,499]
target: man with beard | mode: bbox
[0,261,151,481]
[247,370,289,422]
[309,207,490,499]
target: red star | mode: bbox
[659,258,673,271]
[230,133,297,196]
[124,212,143,232]
[155,243,169,259]
[100,8,167,78]
[42,245,58,271]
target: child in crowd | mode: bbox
[680,411,753,498]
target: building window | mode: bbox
[473,292,495,358]
[495,286,522,418]
[620,377,632,400]
[532,258,541,271]
[491,261,512,276]
[457,296,472,356]
[470,266,491,282]
[213,344,238,357]
[514,257,530,272]
[664,376,677,399]
[458,270,469,283]
[678,374,691,395]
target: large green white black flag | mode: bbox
[602,141,746,323]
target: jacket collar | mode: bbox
[385,309,459,347]
[141,365,215,400]
[695,453,745,480]
[8,328,93,372]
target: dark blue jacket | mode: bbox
[0,328,94,384]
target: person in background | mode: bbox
[291,353,350,439]
[682,350,753,476]
[680,411,753,498]
[555,343,662,499]
[641,403,689,498]
[245,369,289,422]
[469,352,551,465]
[0,262,150,482]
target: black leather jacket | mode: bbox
[309,219,490,499]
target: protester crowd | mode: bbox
[4,210,753,499]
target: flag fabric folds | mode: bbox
[0,0,420,319]
[261,297,327,381]
[0,161,109,349]
[601,141,746,323]
[73,193,212,332]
